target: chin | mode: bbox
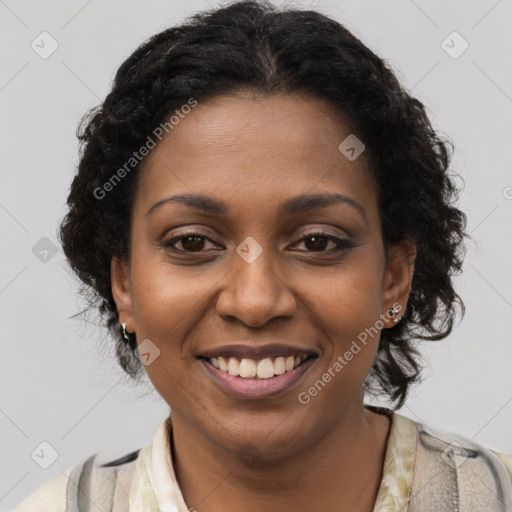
[209,414,309,459]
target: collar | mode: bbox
[129,415,189,512]
[370,405,417,510]
[128,407,418,511]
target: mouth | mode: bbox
[197,352,319,400]
[197,354,317,379]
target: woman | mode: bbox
[13,1,512,510]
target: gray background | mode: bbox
[1,0,511,509]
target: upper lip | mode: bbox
[198,343,319,360]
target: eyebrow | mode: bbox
[146,192,367,223]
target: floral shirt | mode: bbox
[12,405,512,511]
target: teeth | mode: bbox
[274,357,285,375]
[256,358,274,379]
[218,356,228,372]
[227,358,240,376]
[239,358,256,378]
[208,355,310,379]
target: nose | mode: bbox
[215,246,296,328]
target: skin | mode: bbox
[111,91,417,512]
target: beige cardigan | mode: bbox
[12,405,512,511]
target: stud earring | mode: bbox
[389,305,402,324]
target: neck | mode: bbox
[169,399,391,512]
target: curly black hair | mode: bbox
[58,0,469,409]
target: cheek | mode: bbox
[127,262,191,385]
[303,258,384,377]
[129,254,205,333]
[300,297,382,417]
[305,257,383,330]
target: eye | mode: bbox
[291,232,353,253]
[162,231,219,253]
[161,230,354,254]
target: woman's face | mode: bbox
[112,92,415,458]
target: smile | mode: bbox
[198,355,317,399]
[206,355,312,378]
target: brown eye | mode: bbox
[163,232,218,253]
[293,233,353,253]
[303,235,330,251]
[162,231,353,255]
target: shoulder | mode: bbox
[11,448,141,512]
[489,448,512,480]
[11,470,70,512]
[403,414,512,508]
[414,418,512,477]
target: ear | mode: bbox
[111,256,135,333]
[381,239,416,328]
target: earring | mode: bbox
[389,305,402,324]
[121,322,134,343]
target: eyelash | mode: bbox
[161,230,353,254]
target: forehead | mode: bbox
[135,92,377,220]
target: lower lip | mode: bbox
[199,357,316,400]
